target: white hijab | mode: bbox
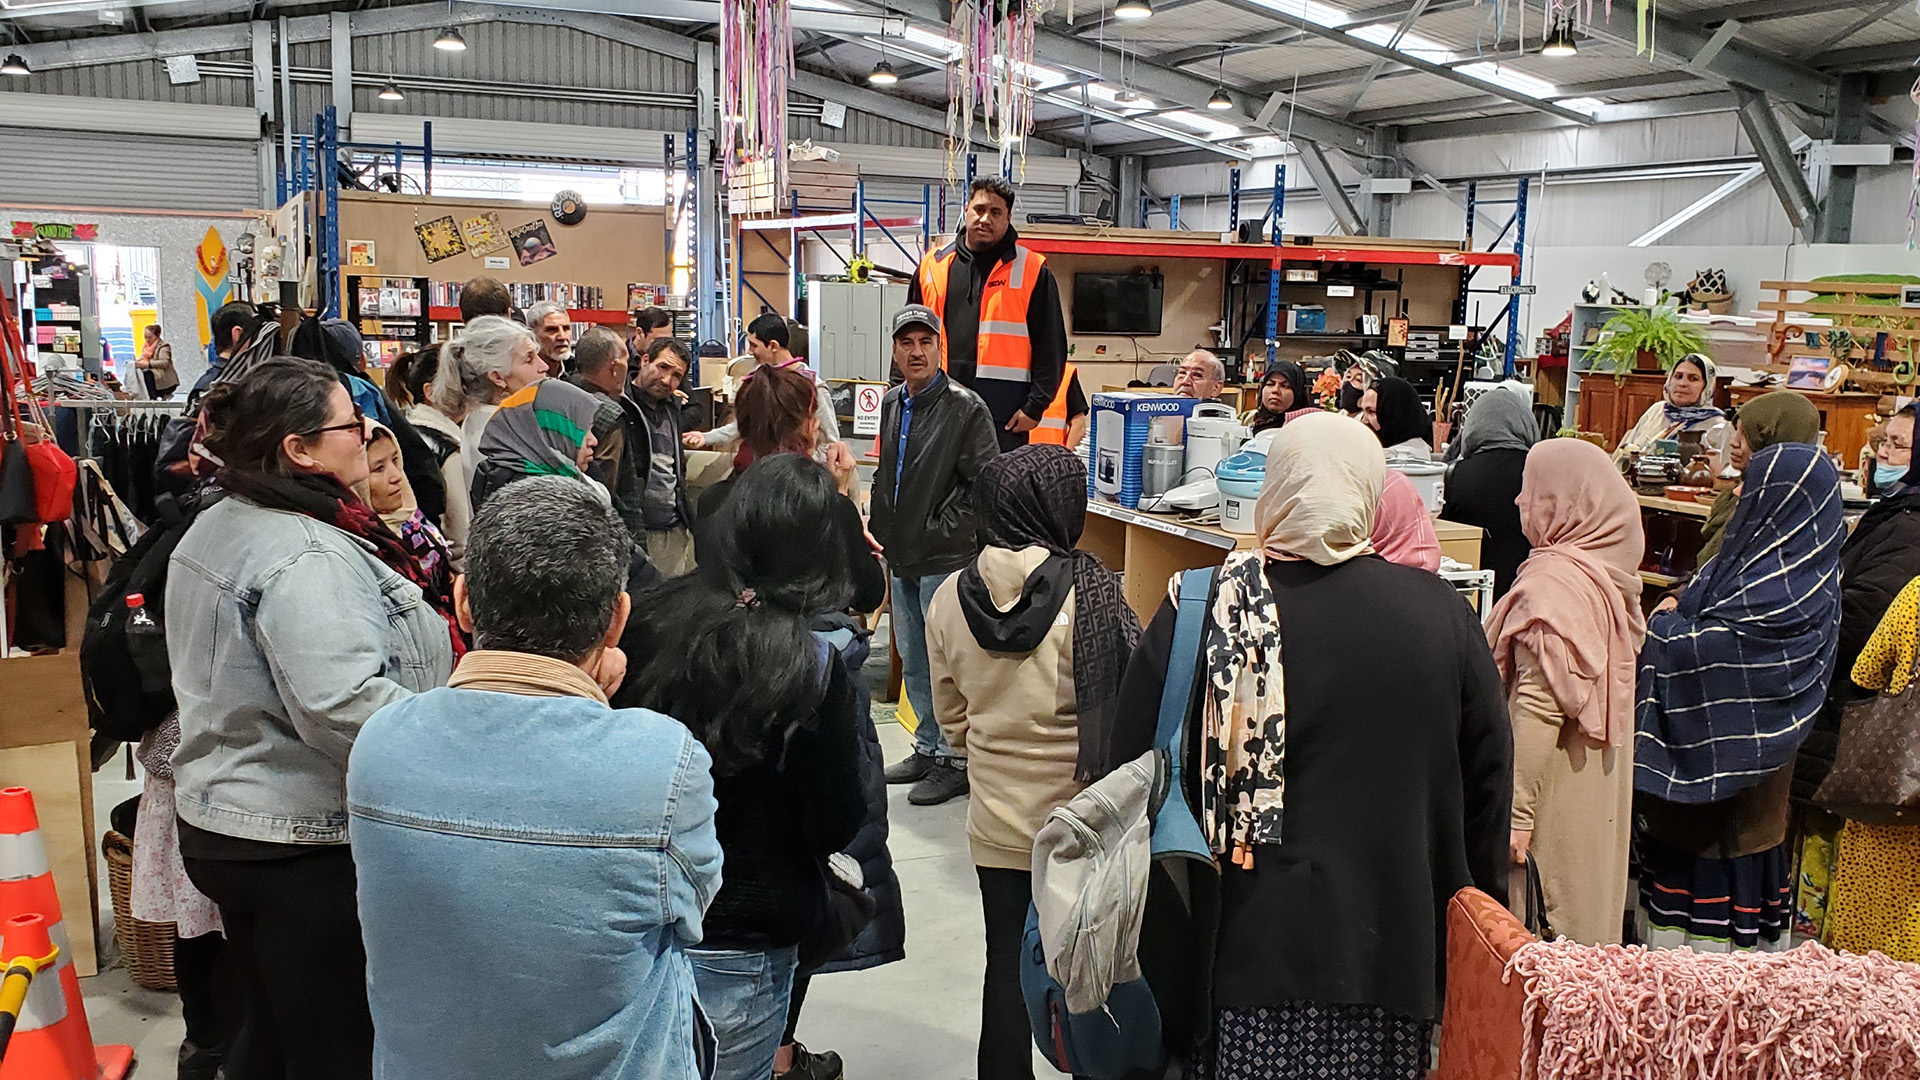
[1254,412,1386,566]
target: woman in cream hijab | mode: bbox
[1109,413,1512,1080]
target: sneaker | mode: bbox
[775,1042,844,1080]
[884,751,936,785]
[908,763,969,806]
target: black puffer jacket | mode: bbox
[869,374,1001,579]
[1795,488,1920,801]
[807,614,906,974]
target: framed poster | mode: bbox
[509,220,558,266]
[414,215,468,262]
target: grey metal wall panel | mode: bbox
[4,51,254,107]
[0,127,261,211]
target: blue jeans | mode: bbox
[891,572,963,767]
[689,945,799,1080]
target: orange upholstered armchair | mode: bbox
[1430,887,1537,1080]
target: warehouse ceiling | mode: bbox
[2,0,1915,163]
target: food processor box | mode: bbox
[1089,392,1203,509]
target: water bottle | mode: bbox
[125,592,169,693]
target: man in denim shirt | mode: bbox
[349,477,724,1080]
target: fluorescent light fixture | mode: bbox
[433,26,466,51]
[900,26,960,57]
[868,59,898,85]
[1164,109,1241,138]
[379,80,405,100]
[1114,0,1152,19]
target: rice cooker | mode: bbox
[1184,402,1244,480]
[1391,461,1447,514]
[1215,429,1278,536]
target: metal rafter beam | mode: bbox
[1152,28,1307,68]
[1580,2,1833,114]
[1399,92,1741,141]
[1336,0,1431,117]
[1812,39,1920,72]
[1734,86,1819,242]
[1686,0,1849,24]
[1796,0,1903,62]
[1348,71,1711,126]
[875,0,1374,155]
[1200,0,1597,126]
[1295,140,1365,235]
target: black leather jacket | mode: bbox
[869,373,1000,579]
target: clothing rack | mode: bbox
[50,399,190,410]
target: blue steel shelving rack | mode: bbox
[287,106,434,320]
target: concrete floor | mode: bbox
[78,643,1064,1079]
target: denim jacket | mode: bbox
[166,496,453,845]
[348,657,723,1080]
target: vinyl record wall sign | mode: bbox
[550,190,588,226]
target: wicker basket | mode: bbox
[101,830,178,992]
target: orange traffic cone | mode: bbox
[0,787,133,1080]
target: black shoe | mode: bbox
[179,1040,224,1080]
[907,763,969,806]
[884,752,936,785]
[776,1042,844,1080]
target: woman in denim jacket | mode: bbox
[616,454,867,1080]
[167,357,458,1079]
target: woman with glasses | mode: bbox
[167,357,460,1079]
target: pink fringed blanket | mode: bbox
[1504,939,1920,1080]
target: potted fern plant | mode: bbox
[1586,305,1709,379]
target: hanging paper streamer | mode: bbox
[1474,1,1635,54]
[947,0,1050,181]
[722,0,793,203]
[1908,76,1920,249]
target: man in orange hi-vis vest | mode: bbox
[910,176,1068,452]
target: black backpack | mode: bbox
[79,490,221,743]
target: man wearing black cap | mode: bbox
[870,304,1000,806]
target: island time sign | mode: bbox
[11,222,100,241]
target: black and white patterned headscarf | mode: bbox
[956,444,1141,781]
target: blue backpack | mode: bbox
[1020,568,1215,1079]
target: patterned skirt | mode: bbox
[1638,836,1792,952]
[1210,1001,1433,1080]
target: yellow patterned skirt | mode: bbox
[1824,821,1920,962]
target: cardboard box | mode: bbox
[1089,392,1203,509]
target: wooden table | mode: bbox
[1635,492,1710,597]
[1081,501,1483,621]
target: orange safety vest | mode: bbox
[915,242,1047,388]
[1027,363,1077,445]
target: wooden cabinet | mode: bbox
[1725,386,1879,465]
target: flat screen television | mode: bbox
[1072,272,1164,336]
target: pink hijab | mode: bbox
[1485,439,1647,746]
[1371,470,1441,573]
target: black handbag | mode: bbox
[0,433,36,525]
[1522,853,1555,940]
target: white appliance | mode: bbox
[1183,402,1243,481]
[1392,462,1447,514]
[808,280,909,382]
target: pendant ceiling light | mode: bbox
[379,80,405,100]
[1,53,29,76]
[868,59,898,85]
[1541,16,1578,57]
[1114,0,1152,20]
[433,26,466,51]
[1206,48,1231,111]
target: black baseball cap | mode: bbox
[891,305,941,339]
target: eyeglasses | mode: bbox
[305,404,368,445]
